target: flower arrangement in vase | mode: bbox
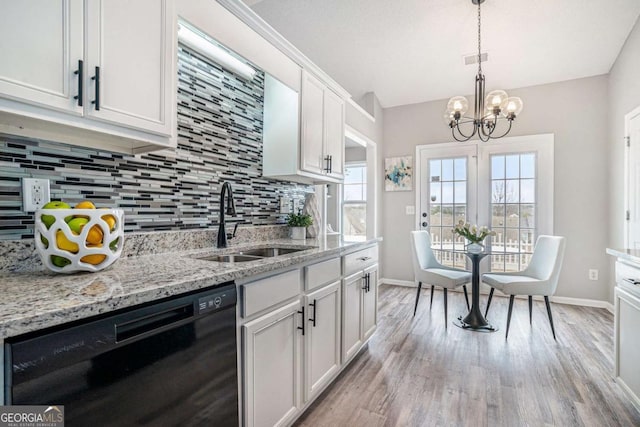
[452,220,496,253]
[286,211,313,240]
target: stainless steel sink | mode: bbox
[198,254,264,263]
[196,246,312,263]
[237,247,305,257]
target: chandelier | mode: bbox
[445,0,523,142]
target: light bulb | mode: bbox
[503,97,523,118]
[443,110,456,127]
[446,96,469,116]
[485,90,508,109]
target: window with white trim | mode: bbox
[343,163,366,241]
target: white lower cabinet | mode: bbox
[342,264,378,363]
[242,300,302,427]
[241,250,378,426]
[342,271,363,362]
[304,280,341,401]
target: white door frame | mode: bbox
[624,105,640,249]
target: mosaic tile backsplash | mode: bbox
[0,45,311,240]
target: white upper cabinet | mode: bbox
[263,70,345,184]
[0,0,176,154]
[300,72,325,175]
[0,0,83,114]
[84,0,173,136]
[300,71,345,180]
[323,87,345,179]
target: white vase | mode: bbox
[467,242,484,254]
[290,227,306,240]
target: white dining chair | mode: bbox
[482,235,566,340]
[410,231,471,326]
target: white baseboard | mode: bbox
[380,278,415,287]
[380,277,615,313]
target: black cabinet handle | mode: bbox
[422,222,428,227]
[367,273,371,292]
[329,155,333,174]
[362,274,368,292]
[74,59,83,107]
[91,66,100,110]
[309,299,317,327]
[324,155,331,173]
[297,306,305,335]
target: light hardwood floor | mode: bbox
[294,285,640,427]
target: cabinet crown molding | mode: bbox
[216,0,351,100]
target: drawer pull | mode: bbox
[358,256,372,262]
[623,278,640,286]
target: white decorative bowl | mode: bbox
[34,208,124,273]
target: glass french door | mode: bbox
[418,145,477,269]
[417,135,554,272]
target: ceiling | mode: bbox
[245,0,640,108]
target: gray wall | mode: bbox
[381,75,610,301]
[608,17,640,301]
[345,147,366,162]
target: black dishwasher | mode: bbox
[4,281,238,427]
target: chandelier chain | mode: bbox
[477,1,482,74]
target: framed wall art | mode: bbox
[384,156,412,191]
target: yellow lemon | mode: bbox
[86,225,104,245]
[56,230,79,253]
[101,214,116,231]
[80,253,106,265]
[75,201,96,209]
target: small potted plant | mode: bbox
[286,211,313,240]
[452,220,496,253]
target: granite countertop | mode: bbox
[606,248,640,265]
[0,236,381,340]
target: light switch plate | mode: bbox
[23,178,51,212]
[279,197,292,214]
[406,205,415,215]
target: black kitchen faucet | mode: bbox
[217,182,237,248]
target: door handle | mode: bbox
[91,66,100,110]
[74,59,83,107]
[422,222,428,227]
[309,299,317,327]
[367,273,371,292]
[297,306,305,335]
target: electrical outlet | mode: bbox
[588,269,599,281]
[406,205,415,215]
[22,178,50,212]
